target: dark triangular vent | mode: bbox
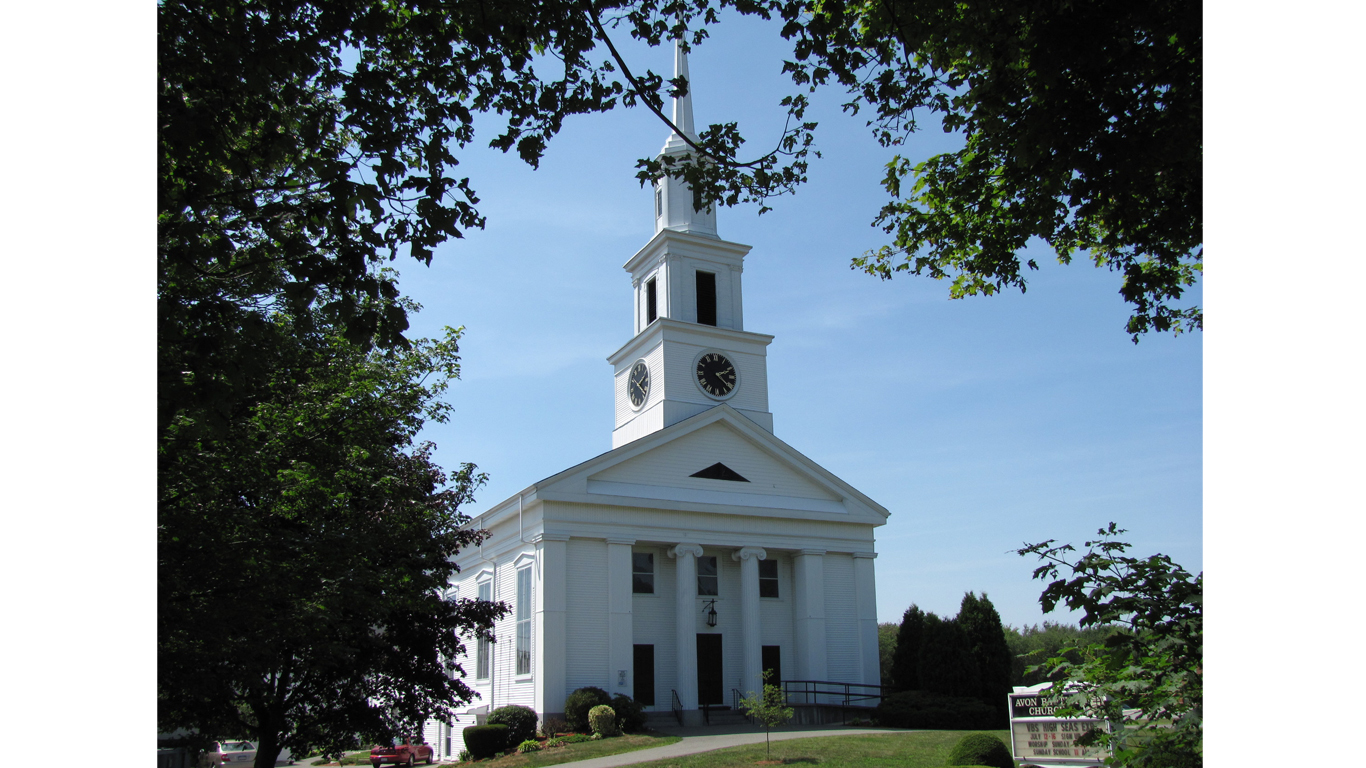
[690,462,750,482]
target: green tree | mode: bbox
[958,592,1012,712]
[628,0,1201,339]
[1004,622,1117,687]
[158,312,507,768]
[916,613,979,699]
[888,604,925,691]
[739,670,795,759]
[1017,524,1202,768]
[876,621,898,688]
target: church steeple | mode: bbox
[653,43,718,238]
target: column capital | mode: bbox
[669,543,704,559]
[730,547,767,562]
[533,532,572,543]
[795,548,827,557]
[852,551,878,559]
[605,537,637,546]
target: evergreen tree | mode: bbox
[958,592,1013,712]
[889,605,925,691]
[917,614,980,699]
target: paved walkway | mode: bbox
[541,726,895,768]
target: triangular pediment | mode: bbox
[591,421,841,501]
[524,404,889,523]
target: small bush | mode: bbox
[565,686,613,732]
[516,739,541,754]
[461,724,510,759]
[488,704,539,746]
[875,690,1001,730]
[945,732,1015,768]
[560,733,592,744]
[456,748,470,762]
[544,737,566,748]
[611,694,647,733]
[540,716,568,738]
[589,704,618,736]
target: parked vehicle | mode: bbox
[207,741,294,766]
[370,737,433,766]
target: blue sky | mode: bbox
[393,13,1203,631]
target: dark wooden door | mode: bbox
[696,634,724,705]
[633,644,655,705]
[761,645,782,686]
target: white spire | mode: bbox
[670,43,696,141]
[655,40,718,237]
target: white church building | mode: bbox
[428,48,888,757]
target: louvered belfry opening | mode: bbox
[690,462,748,482]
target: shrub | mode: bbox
[565,686,613,732]
[488,704,539,746]
[516,739,541,754]
[456,749,470,762]
[461,724,510,759]
[544,737,566,748]
[588,704,617,736]
[560,733,592,744]
[945,732,1015,768]
[540,716,568,738]
[611,694,646,733]
[874,690,1000,730]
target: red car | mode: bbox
[369,738,433,767]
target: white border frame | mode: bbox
[691,348,741,401]
[628,358,651,411]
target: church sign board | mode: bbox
[1008,688,1108,766]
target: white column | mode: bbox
[607,538,636,698]
[732,547,767,698]
[853,552,880,687]
[670,543,703,725]
[534,534,570,718]
[791,549,827,697]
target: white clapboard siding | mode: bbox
[716,549,744,697]
[566,538,610,697]
[632,545,676,710]
[824,553,860,685]
[759,553,794,680]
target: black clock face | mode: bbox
[695,352,737,397]
[628,361,650,407]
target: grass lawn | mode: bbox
[462,732,682,767]
[623,730,1015,768]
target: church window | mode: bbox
[632,552,655,594]
[476,580,492,679]
[697,555,719,596]
[655,186,662,218]
[759,559,779,598]
[515,566,532,675]
[696,271,717,326]
[646,278,657,324]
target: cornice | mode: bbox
[607,318,774,365]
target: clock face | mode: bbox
[628,360,650,408]
[695,352,737,398]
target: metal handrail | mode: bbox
[731,688,750,723]
[780,679,890,708]
[671,690,682,726]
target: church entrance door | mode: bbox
[695,634,724,705]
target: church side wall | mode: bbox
[565,538,610,697]
[823,553,861,686]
